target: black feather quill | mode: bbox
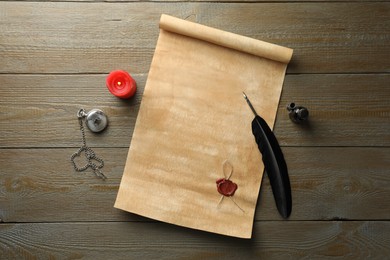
[243,93,292,218]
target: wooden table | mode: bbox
[1,1,389,258]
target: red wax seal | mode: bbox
[106,70,137,99]
[216,178,238,197]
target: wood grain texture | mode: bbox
[2,0,377,2]
[0,2,389,74]
[1,0,389,257]
[1,221,390,259]
[0,74,146,148]
[0,74,388,148]
[1,147,389,223]
[276,74,390,147]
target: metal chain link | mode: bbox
[71,109,106,180]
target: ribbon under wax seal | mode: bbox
[216,160,244,213]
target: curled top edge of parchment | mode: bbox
[159,14,293,64]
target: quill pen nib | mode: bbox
[242,92,258,116]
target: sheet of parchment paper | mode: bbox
[115,14,293,238]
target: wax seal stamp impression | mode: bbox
[216,160,244,212]
[216,178,238,197]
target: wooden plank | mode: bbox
[0,2,389,74]
[276,74,390,146]
[0,148,137,223]
[1,147,389,222]
[0,0,387,259]
[2,0,378,2]
[258,147,390,220]
[1,221,389,259]
[0,74,146,148]
[0,74,388,148]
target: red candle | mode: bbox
[106,70,137,99]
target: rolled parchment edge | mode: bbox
[159,14,293,64]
